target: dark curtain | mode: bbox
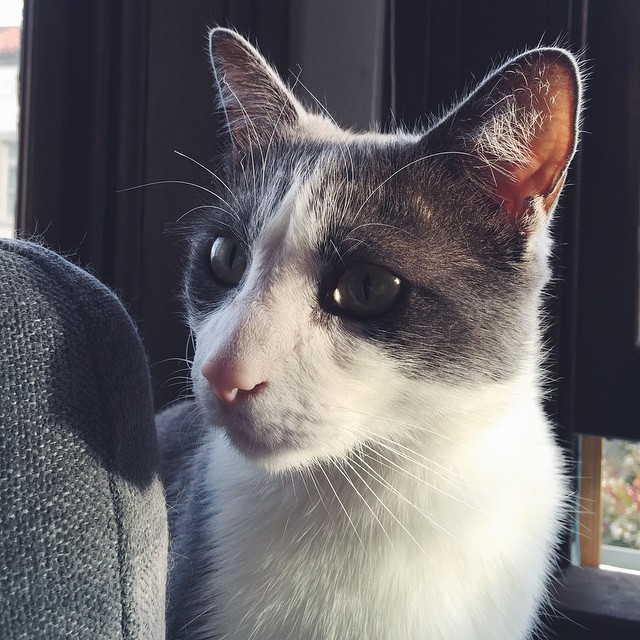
[18,0,290,409]
[573,1,640,441]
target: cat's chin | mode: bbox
[221,421,348,474]
[224,428,315,473]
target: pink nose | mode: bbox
[201,356,266,408]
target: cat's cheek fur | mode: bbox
[192,310,405,473]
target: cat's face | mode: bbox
[185,29,581,473]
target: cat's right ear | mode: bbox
[208,28,304,153]
[427,48,582,234]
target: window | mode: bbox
[579,437,640,573]
[602,440,640,574]
[0,2,21,238]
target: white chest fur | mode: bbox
[198,392,565,640]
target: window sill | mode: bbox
[601,544,640,573]
[548,565,640,639]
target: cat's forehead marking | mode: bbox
[251,136,493,289]
[311,141,439,253]
[249,162,325,283]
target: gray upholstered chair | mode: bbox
[0,239,168,639]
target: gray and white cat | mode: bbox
[158,27,582,640]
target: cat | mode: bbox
[157,27,582,640]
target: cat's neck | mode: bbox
[202,373,562,640]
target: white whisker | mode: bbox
[173,149,236,199]
[357,440,483,513]
[345,221,421,243]
[333,460,395,548]
[175,204,228,223]
[343,456,428,553]
[317,463,367,552]
[353,424,473,484]
[118,179,232,208]
[351,452,464,546]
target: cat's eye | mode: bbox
[331,264,402,318]
[209,235,247,286]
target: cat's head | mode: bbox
[185,28,582,473]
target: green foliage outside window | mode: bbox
[602,439,640,549]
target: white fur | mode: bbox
[193,381,565,640]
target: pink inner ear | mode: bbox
[491,64,577,225]
[210,29,300,152]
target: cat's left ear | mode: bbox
[431,48,582,231]
[208,28,305,152]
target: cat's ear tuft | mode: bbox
[436,48,582,231]
[208,28,303,151]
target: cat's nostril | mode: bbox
[234,381,267,402]
[201,358,266,408]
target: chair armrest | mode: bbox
[0,239,168,639]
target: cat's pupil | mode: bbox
[228,244,237,269]
[362,273,373,301]
[331,264,402,318]
[209,235,247,287]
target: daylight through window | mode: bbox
[0,1,22,239]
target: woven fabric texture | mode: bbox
[0,239,167,639]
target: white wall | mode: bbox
[289,0,386,131]
[0,63,18,135]
[0,62,18,237]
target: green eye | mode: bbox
[331,264,402,318]
[209,236,247,286]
